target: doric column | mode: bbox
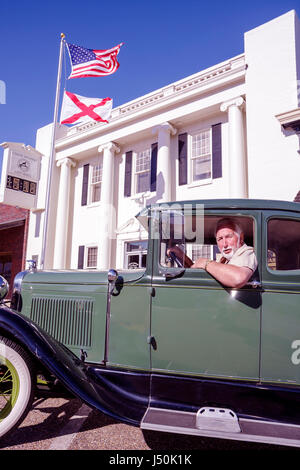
[98,142,120,269]
[53,157,76,269]
[220,97,248,198]
[152,122,176,202]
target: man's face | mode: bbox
[216,226,242,260]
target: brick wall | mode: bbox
[0,203,29,224]
[0,203,30,298]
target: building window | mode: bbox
[90,160,103,203]
[187,243,213,260]
[125,240,148,269]
[135,149,151,194]
[86,246,98,269]
[190,129,212,183]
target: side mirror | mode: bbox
[0,275,9,301]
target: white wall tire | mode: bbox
[0,337,34,438]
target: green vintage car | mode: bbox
[1,198,300,447]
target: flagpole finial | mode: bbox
[61,33,66,39]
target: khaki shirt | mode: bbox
[223,243,258,272]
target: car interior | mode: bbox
[160,213,255,268]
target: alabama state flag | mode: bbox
[60,91,112,125]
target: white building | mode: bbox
[17,10,300,270]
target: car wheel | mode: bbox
[0,336,35,438]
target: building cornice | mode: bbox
[276,108,300,132]
[0,142,43,157]
[55,54,245,151]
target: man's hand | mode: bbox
[191,257,208,269]
[167,246,193,267]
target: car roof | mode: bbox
[136,199,300,233]
[137,199,300,216]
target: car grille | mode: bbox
[30,296,94,347]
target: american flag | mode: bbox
[66,42,123,78]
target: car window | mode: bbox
[267,218,300,271]
[159,212,255,268]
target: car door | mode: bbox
[150,207,262,380]
[260,211,300,386]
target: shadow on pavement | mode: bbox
[0,397,297,451]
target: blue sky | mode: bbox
[0,0,299,171]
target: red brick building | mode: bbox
[0,203,30,298]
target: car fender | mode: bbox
[0,304,142,425]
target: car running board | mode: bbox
[141,407,300,448]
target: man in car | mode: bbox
[167,217,258,289]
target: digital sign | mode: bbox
[0,142,42,209]
[6,175,37,195]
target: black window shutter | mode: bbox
[178,133,187,185]
[212,123,222,179]
[150,143,158,192]
[213,245,219,261]
[78,245,85,269]
[81,164,89,206]
[124,151,132,197]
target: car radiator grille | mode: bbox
[30,296,94,347]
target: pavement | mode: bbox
[0,396,294,455]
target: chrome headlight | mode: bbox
[0,275,9,301]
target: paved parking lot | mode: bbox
[0,396,294,453]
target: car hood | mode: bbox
[20,268,146,286]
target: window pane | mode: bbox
[141,254,147,267]
[190,244,212,259]
[267,218,300,270]
[267,250,276,270]
[192,131,210,156]
[125,240,148,269]
[136,150,150,172]
[137,172,150,193]
[191,130,211,182]
[126,241,148,252]
[87,247,98,268]
[92,183,101,203]
[90,161,103,203]
[128,255,140,268]
[135,149,150,193]
[92,164,103,183]
[192,156,211,181]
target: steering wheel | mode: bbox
[166,250,184,268]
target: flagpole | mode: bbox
[40,33,65,270]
